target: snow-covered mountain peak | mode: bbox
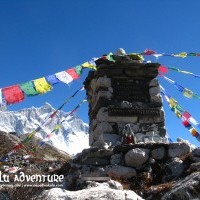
[0,103,89,155]
[40,102,55,112]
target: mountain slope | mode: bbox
[0,103,89,155]
[0,130,71,161]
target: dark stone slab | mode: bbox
[114,143,169,154]
[84,149,114,158]
[108,107,161,116]
[112,79,150,102]
[94,63,159,79]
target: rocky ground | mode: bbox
[1,132,200,200]
[0,131,71,200]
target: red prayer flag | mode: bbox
[158,65,168,74]
[182,120,190,127]
[182,111,191,120]
[2,85,25,105]
[143,49,156,55]
[66,68,80,80]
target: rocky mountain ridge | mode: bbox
[0,103,89,155]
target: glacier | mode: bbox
[0,103,89,155]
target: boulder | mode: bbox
[168,142,191,158]
[34,185,144,200]
[161,172,200,200]
[151,146,166,160]
[107,165,137,179]
[164,158,186,181]
[125,148,150,168]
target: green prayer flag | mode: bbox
[75,65,83,76]
[168,67,179,72]
[188,53,197,56]
[20,81,39,96]
[176,104,184,113]
[106,53,115,62]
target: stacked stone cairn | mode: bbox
[84,52,168,148]
[52,52,200,199]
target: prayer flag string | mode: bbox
[1,49,200,107]
[160,75,200,100]
[136,49,200,58]
[158,65,200,79]
[160,85,200,142]
[0,57,96,107]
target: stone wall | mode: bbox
[84,54,168,147]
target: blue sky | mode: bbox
[1,0,200,146]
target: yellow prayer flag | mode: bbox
[34,78,52,94]
[169,98,178,108]
[175,109,182,118]
[82,62,97,70]
[173,52,187,58]
[183,88,193,98]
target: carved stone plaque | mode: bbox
[108,107,161,116]
[112,79,150,102]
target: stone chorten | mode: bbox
[84,51,168,148]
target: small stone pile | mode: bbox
[84,53,167,148]
[62,141,200,199]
